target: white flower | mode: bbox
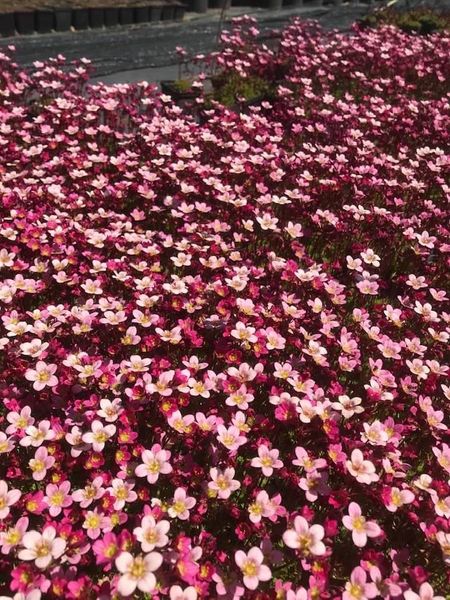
[18,527,66,569]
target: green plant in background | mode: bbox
[359,8,450,35]
[211,72,274,107]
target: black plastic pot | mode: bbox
[119,7,134,25]
[0,12,15,37]
[266,0,283,8]
[104,7,119,26]
[134,6,149,22]
[35,9,54,33]
[15,10,35,35]
[89,7,104,28]
[54,8,72,31]
[72,8,89,30]
[174,3,186,19]
[160,80,201,100]
[191,0,208,11]
[149,5,163,20]
[162,5,175,19]
[208,0,224,7]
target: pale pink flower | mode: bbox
[44,481,72,517]
[208,468,241,499]
[217,425,247,451]
[133,515,170,552]
[235,547,271,590]
[168,488,196,520]
[385,487,415,512]
[25,361,58,391]
[343,567,378,600]
[82,509,111,540]
[6,406,34,434]
[82,420,116,452]
[20,420,55,448]
[135,446,172,483]
[251,445,283,476]
[0,481,21,519]
[18,526,66,569]
[346,449,379,484]
[115,552,162,596]
[29,447,54,481]
[231,322,257,344]
[342,502,381,547]
[0,517,29,554]
[72,476,105,508]
[169,585,198,600]
[108,479,137,510]
[283,516,326,556]
[404,583,445,600]
[293,447,327,472]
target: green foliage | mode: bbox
[359,8,450,35]
[211,72,274,107]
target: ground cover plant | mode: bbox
[0,16,449,599]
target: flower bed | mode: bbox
[0,17,449,599]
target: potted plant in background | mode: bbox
[72,1,90,29]
[0,7,15,37]
[89,1,105,28]
[35,4,55,33]
[14,1,36,34]
[53,0,72,31]
[103,1,120,26]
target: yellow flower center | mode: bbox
[129,557,146,579]
[50,491,64,506]
[241,559,258,577]
[352,516,366,531]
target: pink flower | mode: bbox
[24,361,58,391]
[169,585,198,600]
[135,446,172,483]
[43,481,72,517]
[0,517,29,554]
[283,516,326,556]
[81,420,116,452]
[28,447,54,481]
[342,503,381,547]
[18,526,66,569]
[235,547,272,590]
[92,532,120,566]
[108,478,137,510]
[346,449,379,484]
[0,480,21,519]
[385,487,415,512]
[404,583,445,600]
[72,476,105,508]
[133,515,170,552]
[115,552,162,596]
[209,468,241,499]
[343,567,378,600]
[168,488,196,520]
[251,445,283,476]
[217,425,247,451]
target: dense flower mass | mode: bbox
[0,16,449,599]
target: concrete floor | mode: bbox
[0,5,370,83]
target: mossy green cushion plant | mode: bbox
[211,72,274,108]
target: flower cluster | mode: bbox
[0,17,449,599]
